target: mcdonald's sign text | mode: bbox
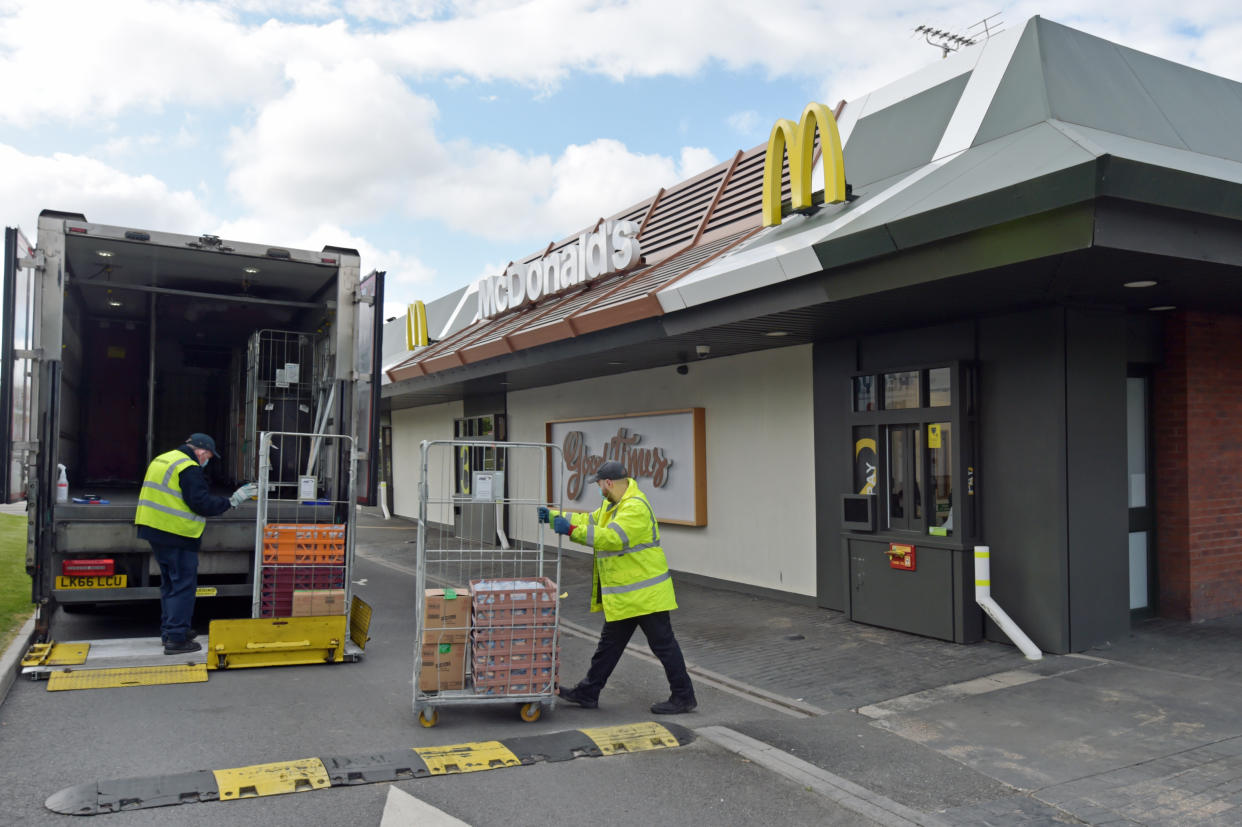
[477,220,642,320]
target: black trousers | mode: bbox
[577,610,695,702]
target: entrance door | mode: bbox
[1127,372,1156,614]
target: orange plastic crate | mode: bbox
[262,523,345,564]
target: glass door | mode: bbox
[1127,372,1155,613]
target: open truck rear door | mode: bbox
[2,226,40,505]
[352,268,385,506]
[4,224,52,625]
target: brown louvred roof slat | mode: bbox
[505,270,633,350]
[703,151,768,235]
[570,227,760,335]
[460,289,586,362]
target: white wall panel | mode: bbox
[507,345,816,597]
[390,401,462,523]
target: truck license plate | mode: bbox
[55,574,127,589]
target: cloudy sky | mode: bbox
[3,1,1241,320]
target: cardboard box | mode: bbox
[423,587,470,642]
[291,588,346,616]
[418,641,466,691]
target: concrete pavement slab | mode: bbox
[870,660,1242,791]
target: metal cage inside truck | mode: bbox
[2,211,385,639]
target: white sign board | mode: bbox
[546,409,705,526]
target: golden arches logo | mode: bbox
[762,102,847,227]
[406,301,428,350]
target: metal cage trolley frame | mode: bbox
[413,439,564,727]
[233,430,366,666]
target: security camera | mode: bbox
[695,345,711,359]
[676,364,689,375]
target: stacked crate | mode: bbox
[469,577,559,696]
[260,523,346,618]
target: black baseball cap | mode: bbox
[592,461,628,482]
[186,433,218,454]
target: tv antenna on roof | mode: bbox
[915,14,1003,59]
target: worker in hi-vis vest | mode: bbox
[539,460,697,714]
[134,434,256,655]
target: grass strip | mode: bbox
[0,512,34,653]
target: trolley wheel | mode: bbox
[518,702,542,723]
[418,708,439,728]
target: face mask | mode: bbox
[199,455,210,468]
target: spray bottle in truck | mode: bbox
[2,211,385,641]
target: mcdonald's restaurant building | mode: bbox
[382,16,1242,656]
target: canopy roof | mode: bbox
[386,16,1242,409]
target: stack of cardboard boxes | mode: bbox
[419,587,469,691]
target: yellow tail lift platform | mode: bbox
[208,616,349,670]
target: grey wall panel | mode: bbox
[813,340,855,611]
[1127,313,1164,364]
[1116,43,1242,164]
[464,393,506,419]
[1038,19,1186,149]
[973,19,1051,146]
[1065,307,1130,649]
[848,538,955,640]
[978,307,1070,653]
[843,74,970,188]
[857,319,975,370]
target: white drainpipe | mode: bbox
[974,546,1042,660]
[378,481,392,520]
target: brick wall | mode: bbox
[1153,311,1242,620]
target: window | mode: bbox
[853,376,877,412]
[886,425,924,531]
[848,364,974,541]
[928,422,952,536]
[883,371,920,409]
[853,426,877,494]
[929,368,951,407]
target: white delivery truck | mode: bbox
[3,211,385,640]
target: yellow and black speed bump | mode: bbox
[45,722,694,815]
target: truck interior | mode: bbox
[58,231,343,496]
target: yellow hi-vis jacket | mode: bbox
[133,449,208,539]
[552,478,677,621]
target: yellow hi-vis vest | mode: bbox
[134,449,207,539]
[552,479,677,621]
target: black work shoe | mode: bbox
[163,639,202,655]
[557,686,599,709]
[650,697,697,714]
[161,629,198,645]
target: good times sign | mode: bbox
[546,408,706,526]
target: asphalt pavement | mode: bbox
[2,508,1240,826]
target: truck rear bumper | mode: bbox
[54,584,253,603]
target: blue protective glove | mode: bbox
[552,516,574,536]
[537,506,550,524]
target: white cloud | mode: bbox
[0,144,214,236]
[0,0,287,126]
[727,110,761,138]
[678,147,719,179]
[225,59,443,222]
[226,60,697,243]
[5,1,1242,128]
